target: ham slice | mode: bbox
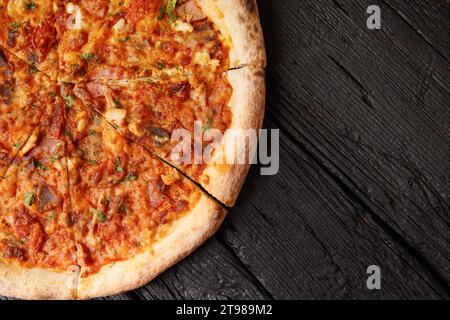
[175,0,207,22]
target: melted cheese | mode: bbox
[66,3,84,30]
[102,125,125,152]
[128,121,145,137]
[105,108,126,127]
[161,168,181,186]
[19,129,38,156]
[112,18,126,34]
[172,21,193,33]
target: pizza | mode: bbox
[0,0,265,300]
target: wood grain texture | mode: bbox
[1,0,448,300]
[381,0,448,59]
[257,0,449,285]
[218,119,448,299]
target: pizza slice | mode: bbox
[63,84,226,299]
[0,0,58,80]
[0,45,56,115]
[74,65,265,206]
[54,0,265,83]
[0,97,79,300]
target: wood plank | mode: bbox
[217,119,448,299]
[98,293,137,300]
[257,0,449,283]
[381,0,448,59]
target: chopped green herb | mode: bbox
[49,212,55,221]
[93,210,107,223]
[166,0,178,22]
[115,158,124,173]
[48,92,56,98]
[26,2,36,10]
[64,95,74,108]
[13,142,21,148]
[87,159,98,165]
[203,118,212,132]
[24,192,35,206]
[50,154,60,162]
[33,160,47,171]
[10,22,20,33]
[157,5,166,20]
[125,174,137,181]
[81,53,96,61]
[156,60,166,70]
[29,64,38,74]
[113,97,121,108]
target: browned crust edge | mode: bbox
[200,66,265,206]
[198,0,267,68]
[76,194,226,300]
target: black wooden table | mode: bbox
[2,0,449,300]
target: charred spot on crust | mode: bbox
[245,0,256,13]
[239,0,256,24]
[255,69,264,77]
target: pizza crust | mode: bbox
[76,194,226,299]
[198,0,266,68]
[200,66,265,206]
[0,262,79,300]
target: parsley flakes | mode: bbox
[81,53,96,61]
[33,160,47,171]
[158,0,178,22]
[24,192,35,206]
[166,0,178,22]
[125,174,137,181]
[64,95,74,108]
[115,158,124,173]
[93,210,107,223]
[10,22,20,33]
[113,97,121,108]
[26,2,36,10]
